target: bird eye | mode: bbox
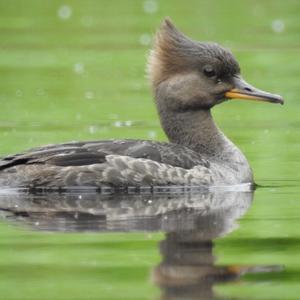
[203,65,216,78]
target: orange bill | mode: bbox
[225,76,284,105]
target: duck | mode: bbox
[0,19,283,190]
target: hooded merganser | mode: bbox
[0,19,283,189]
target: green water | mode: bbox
[0,0,300,299]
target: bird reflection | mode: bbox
[0,188,282,299]
[0,188,253,232]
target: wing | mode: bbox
[0,140,214,187]
[0,139,209,171]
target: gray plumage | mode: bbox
[0,18,283,189]
[0,140,214,187]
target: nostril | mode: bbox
[244,87,252,92]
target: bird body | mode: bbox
[0,140,213,187]
[0,19,283,189]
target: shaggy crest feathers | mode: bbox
[148,18,240,87]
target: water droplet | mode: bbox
[85,91,94,100]
[57,4,72,20]
[125,120,133,127]
[143,0,158,14]
[58,5,72,20]
[271,19,285,33]
[114,121,122,127]
[148,130,157,139]
[139,33,151,46]
[88,125,97,134]
[74,63,85,74]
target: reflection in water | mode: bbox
[154,220,282,300]
[0,189,282,299]
[0,189,252,232]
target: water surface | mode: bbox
[0,1,299,299]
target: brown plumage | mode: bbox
[148,18,239,87]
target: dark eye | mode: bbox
[203,65,216,78]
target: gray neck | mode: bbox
[158,106,253,183]
[158,107,233,160]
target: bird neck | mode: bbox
[159,108,229,158]
[154,79,253,184]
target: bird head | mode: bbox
[148,18,283,110]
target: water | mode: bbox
[0,1,300,299]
